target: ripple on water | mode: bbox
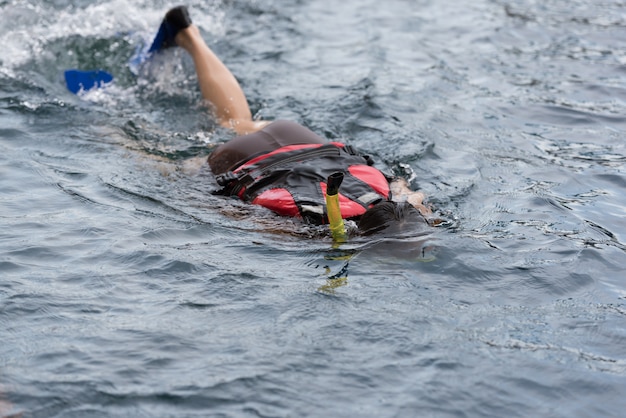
[2,0,626,417]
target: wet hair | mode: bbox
[358,201,426,236]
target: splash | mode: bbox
[1,0,225,69]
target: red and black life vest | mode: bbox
[214,142,391,225]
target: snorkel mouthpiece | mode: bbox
[326,172,347,243]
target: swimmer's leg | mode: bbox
[173,16,269,135]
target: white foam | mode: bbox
[1,0,225,69]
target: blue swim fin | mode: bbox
[129,6,192,74]
[147,19,169,54]
[148,6,192,53]
[64,69,114,94]
[65,7,191,93]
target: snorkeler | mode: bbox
[155,6,431,234]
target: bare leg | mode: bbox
[174,25,269,135]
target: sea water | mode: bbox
[1,0,626,417]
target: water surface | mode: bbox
[1,0,626,417]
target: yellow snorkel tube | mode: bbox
[326,172,347,243]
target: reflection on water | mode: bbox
[2,0,626,416]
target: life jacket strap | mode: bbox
[215,143,349,197]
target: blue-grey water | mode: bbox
[2,0,626,417]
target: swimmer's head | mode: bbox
[358,201,427,236]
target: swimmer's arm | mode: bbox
[389,178,432,216]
